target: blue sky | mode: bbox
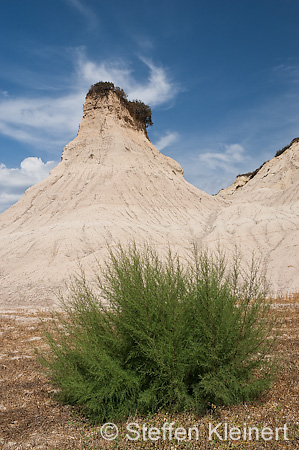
[1,0,299,212]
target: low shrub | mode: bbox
[40,244,277,422]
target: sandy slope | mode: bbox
[0,89,298,308]
[215,141,299,293]
[0,91,221,307]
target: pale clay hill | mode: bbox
[0,85,298,308]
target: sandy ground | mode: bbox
[0,294,298,449]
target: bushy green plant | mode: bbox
[40,244,277,422]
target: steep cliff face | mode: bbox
[0,85,219,307]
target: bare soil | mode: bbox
[0,295,298,449]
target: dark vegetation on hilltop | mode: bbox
[237,162,267,181]
[275,137,299,157]
[88,81,153,131]
[237,137,299,180]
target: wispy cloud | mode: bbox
[128,57,178,106]
[154,131,179,151]
[177,59,299,195]
[77,53,179,106]
[198,144,247,172]
[273,64,298,73]
[134,37,154,51]
[77,56,133,92]
[0,51,178,152]
[0,93,84,150]
[64,0,97,28]
[0,157,57,213]
[177,143,254,194]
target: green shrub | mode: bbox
[40,244,277,422]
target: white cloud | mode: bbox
[154,131,179,151]
[77,53,179,107]
[0,192,22,215]
[128,58,178,106]
[198,144,247,172]
[77,57,132,92]
[0,157,57,213]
